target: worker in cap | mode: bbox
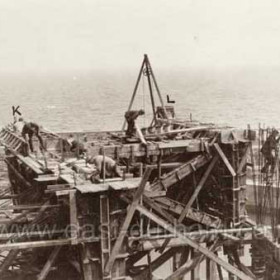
[17,118,45,154]
[124,109,145,137]
[261,128,280,173]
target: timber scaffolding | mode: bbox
[0,55,278,280]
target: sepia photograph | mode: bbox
[0,1,279,279]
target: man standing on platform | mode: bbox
[124,109,145,137]
[261,129,280,173]
[16,118,45,154]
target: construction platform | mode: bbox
[0,55,279,280]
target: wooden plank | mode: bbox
[100,195,111,273]
[152,126,211,137]
[154,197,221,228]
[109,178,142,191]
[136,205,254,280]
[35,176,59,182]
[69,190,78,245]
[17,155,45,175]
[104,167,152,275]
[37,246,62,280]
[143,195,175,224]
[75,183,109,194]
[0,237,98,251]
[5,158,33,189]
[0,204,60,211]
[150,154,211,191]
[214,143,236,177]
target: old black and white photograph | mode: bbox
[0,1,279,279]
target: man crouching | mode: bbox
[87,155,122,181]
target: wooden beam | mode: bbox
[69,190,78,245]
[37,246,62,280]
[146,55,169,119]
[122,55,146,131]
[213,143,236,177]
[5,158,33,189]
[126,251,147,267]
[0,204,60,211]
[0,237,98,251]
[143,195,175,224]
[0,250,20,275]
[154,197,221,228]
[151,126,211,137]
[104,167,152,275]
[237,144,250,174]
[136,205,254,280]
[150,154,211,191]
[134,248,178,280]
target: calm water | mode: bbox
[1,66,280,132]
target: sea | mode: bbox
[1,66,280,132]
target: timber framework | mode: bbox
[0,55,278,280]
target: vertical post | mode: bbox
[158,150,162,179]
[103,147,106,183]
[228,254,236,280]
[145,56,157,123]
[79,244,101,280]
[191,248,200,280]
[122,56,146,131]
[206,257,216,280]
[145,55,169,119]
[60,138,64,161]
[100,195,111,279]
[69,190,78,245]
[147,251,152,280]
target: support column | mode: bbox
[191,249,200,280]
[206,257,216,280]
[79,244,101,280]
[100,195,111,280]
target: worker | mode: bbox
[87,155,122,179]
[124,109,145,137]
[261,129,280,173]
[67,134,87,156]
[17,118,45,153]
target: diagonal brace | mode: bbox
[104,167,152,275]
[159,155,219,253]
[214,143,236,176]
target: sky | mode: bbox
[1,0,280,72]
